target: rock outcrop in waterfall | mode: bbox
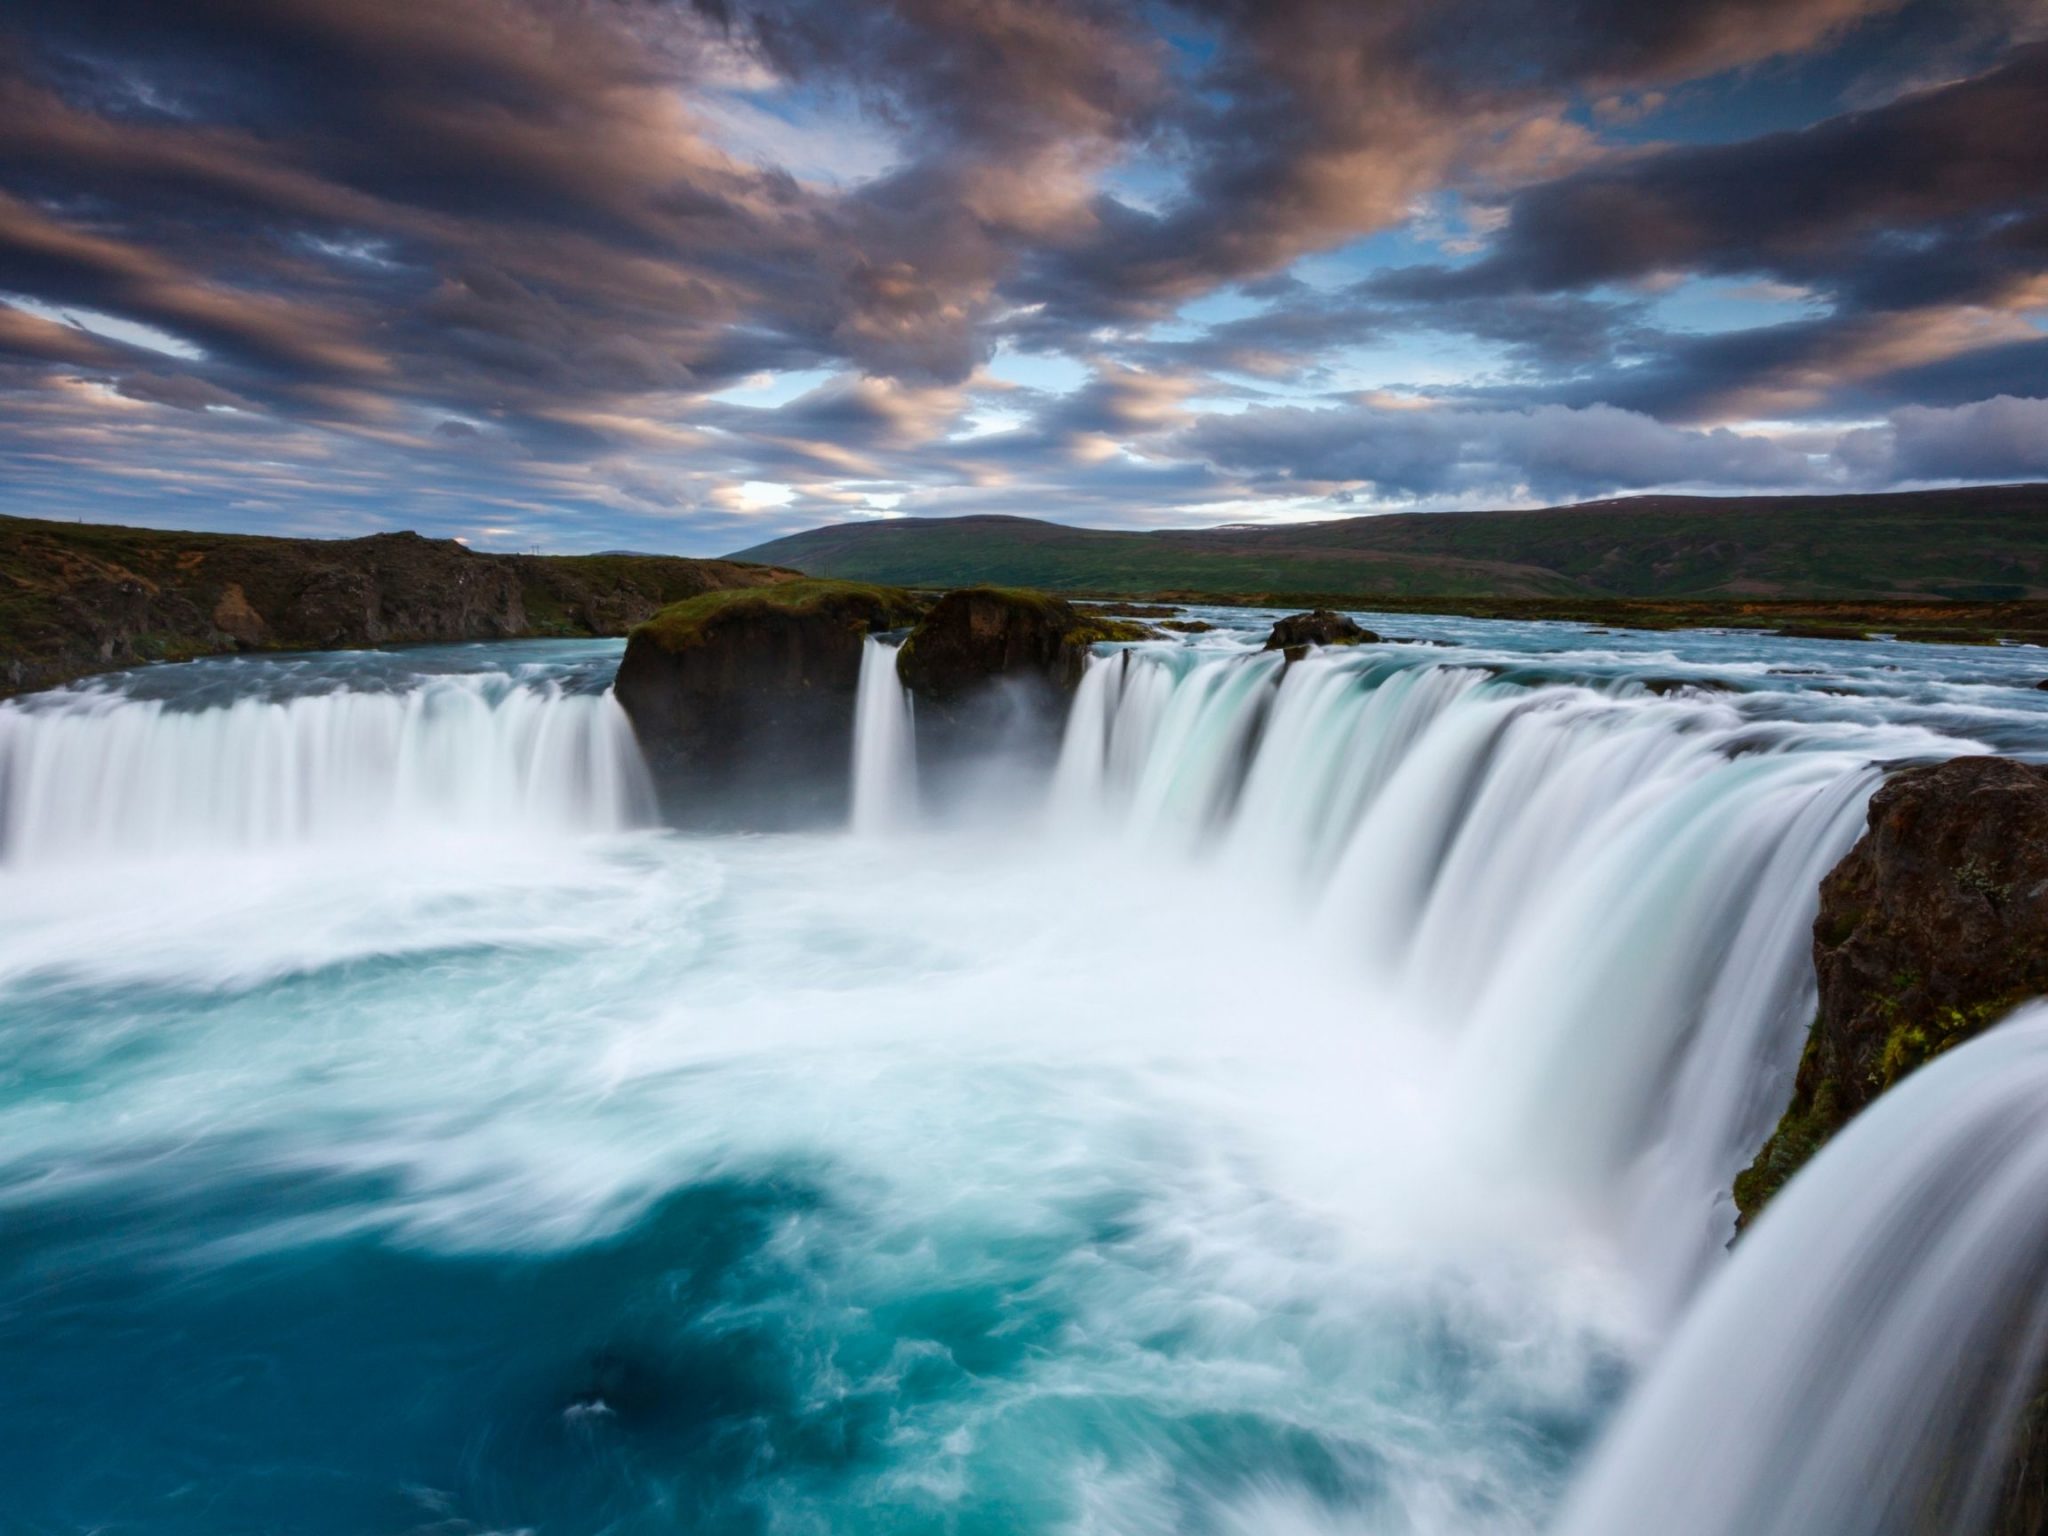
[895,587,1145,707]
[616,582,1149,827]
[1262,609,1379,659]
[1737,755,2048,1223]
[613,579,925,828]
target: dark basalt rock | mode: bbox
[891,586,1148,805]
[895,587,1141,707]
[1737,756,2048,1226]
[1262,610,1378,658]
[613,580,924,829]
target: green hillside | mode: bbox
[731,485,2048,602]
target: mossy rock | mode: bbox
[896,586,1136,705]
[631,579,923,654]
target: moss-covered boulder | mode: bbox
[1735,756,2048,1225]
[895,587,1143,707]
[1262,609,1378,658]
[613,579,924,828]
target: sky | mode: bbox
[0,0,2044,555]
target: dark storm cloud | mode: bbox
[1379,43,2048,305]
[1007,0,1938,327]
[1362,40,2048,418]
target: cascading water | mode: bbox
[850,634,918,834]
[1557,1001,2048,1536]
[0,646,653,864]
[1045,643,1958,1303]
[2,616,2044,1536]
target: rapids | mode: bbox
[2,614,2046,1534]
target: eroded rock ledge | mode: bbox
[1736,756,2048,1225]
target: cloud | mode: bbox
[1180,399,1827,501]
[1378,41,2048,305]
[0,0,2042,547]
[1846,394,2048,480]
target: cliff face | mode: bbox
[1736,756,2048,1226]
[613,580,926,829]
[0,514,794,697]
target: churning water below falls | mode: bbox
[3,615,2047,1536]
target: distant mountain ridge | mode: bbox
[730,485,2048,602]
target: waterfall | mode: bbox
[1556,1002,2048,1536]
[850,635,918,834]
[1047,645,1917,1296]
[0,671,654,864]
[6,625,2045,1534]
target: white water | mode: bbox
[1047,644,1951,1306]
[1559,1001,2048,1536]
[0,653,652,864]
[850,634,918,834]
[3,620,2046,1534]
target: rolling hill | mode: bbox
[730,485,2048,602]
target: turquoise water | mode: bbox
[2,623,2044,1534]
